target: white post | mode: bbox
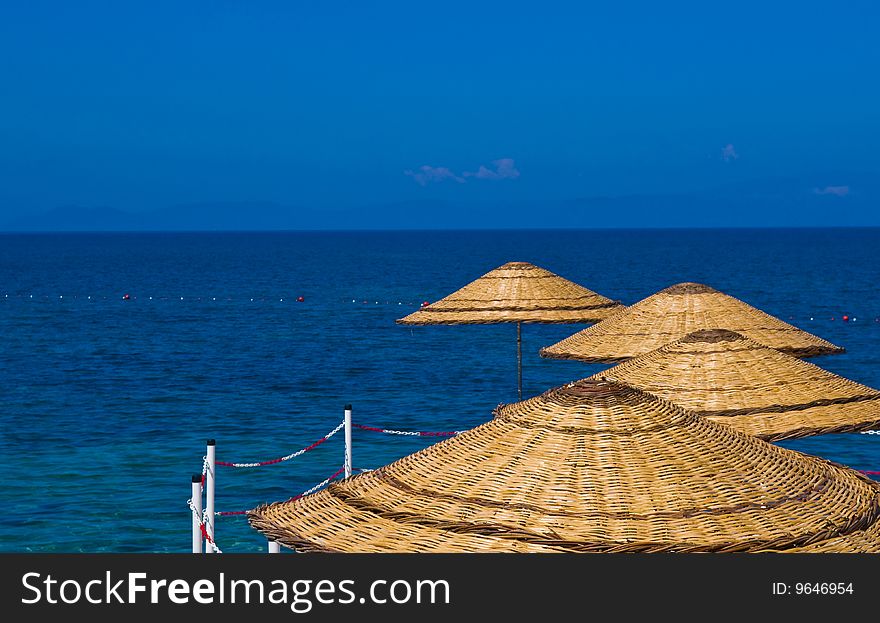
[205,439,216,554]
[344,404,353,479]
[268,540,281,553]
[191,475,203,554]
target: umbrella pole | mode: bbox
[517,322,522,400]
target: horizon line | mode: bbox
[2,225,880,234]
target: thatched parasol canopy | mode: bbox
[540,282,843,363]
[249,379,880,553]
[590,329,880,441]
[789,521,880,553]
[397,261,623,398]
[396,261,622,325]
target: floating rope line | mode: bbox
[216,421,345,468]
[5,293,879,320]
[859,470,880,476]
[352,423,462,437]
[861,430,880,435]
[2,294,416,306]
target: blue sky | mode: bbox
[0,1,878,227]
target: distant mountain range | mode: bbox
[2,178,876,231]
[3,201,312,232]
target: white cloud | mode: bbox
[403,166,465,186]
[463,158,520,180]
[405,158,520,185]
[721,144,738,162]
[813,185,850,197]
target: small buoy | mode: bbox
[122,293,130,301]
[843,315,849,322]
[296,296,304,302]
[421,300,430,307]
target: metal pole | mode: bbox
[344,404,353,479]
[268,540,281,553]
[517,322,523,400]
[191,475,202,554]
[205,439,216,554]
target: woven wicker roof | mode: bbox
[249,379,880,553]
[540,282,843,362]
[788,521,880,553]
[396,261,622,325]
[590,329,880,441]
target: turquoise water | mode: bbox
[0,229,878,552]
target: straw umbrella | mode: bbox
[590,329,880,441]
[788,521,880,552]
[249,379,880,553]
[540,282,843,363]
[397,261,623,398]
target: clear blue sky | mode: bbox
[0,1,878,226]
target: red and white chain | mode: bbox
[217,421,345,468]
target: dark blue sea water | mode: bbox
[1,229,879,552]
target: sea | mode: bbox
[1,229,879,552]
